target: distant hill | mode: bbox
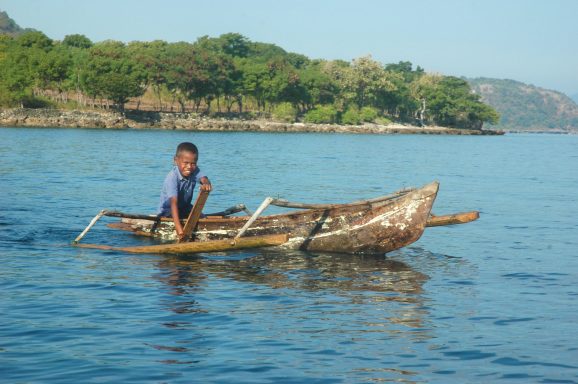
[0,10,36,36]
[468,78,578,132]
[571,93,578,104]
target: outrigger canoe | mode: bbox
[73,181,479,255]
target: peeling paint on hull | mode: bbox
[109,182,439,254]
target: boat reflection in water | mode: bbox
[153,249,431,333]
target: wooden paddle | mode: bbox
[179,189,210,243]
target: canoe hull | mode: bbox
[109,182,439,254]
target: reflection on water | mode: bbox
[139,247,487,382]
[155,250,431,344]
[158,250,428,295]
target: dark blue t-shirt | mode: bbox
[158,166,205,217]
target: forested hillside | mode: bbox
[468,78,578,132]
[0,12,499,129]
[0,11,35,36]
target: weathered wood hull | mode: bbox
[108,181,439,254]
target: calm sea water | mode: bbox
[1,127,577,383]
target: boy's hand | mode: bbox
[170,197,185,240]
[200,182,212,192]
[199,177,212,192]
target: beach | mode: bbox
[0,108,504,135]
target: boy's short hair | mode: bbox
[175,142,198,157]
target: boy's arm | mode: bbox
[199,176,212,192]
[170,196,184,240]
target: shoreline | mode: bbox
[0,108,505,135]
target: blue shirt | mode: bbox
[158,166,206,217]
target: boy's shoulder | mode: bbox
[167,166,178,175]
[163,166,179,182]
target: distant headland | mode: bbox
[0,10,504,134]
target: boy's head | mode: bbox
[174,142,199,178]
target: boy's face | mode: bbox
[174,151,198,178]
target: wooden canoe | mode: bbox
[106,181,440,254]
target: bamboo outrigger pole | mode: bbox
[76,234,289,254]
[72,209,107,244]
[426,211,479,227]
[232,197,274,243]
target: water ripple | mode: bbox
[2,128,578,383]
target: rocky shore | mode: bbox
[0,108,504,135]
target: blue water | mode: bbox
[1,127,577,383]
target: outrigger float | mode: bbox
[73,181,479,255]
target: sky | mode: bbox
[1,0,577,95]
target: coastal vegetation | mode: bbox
[0,13,499,129]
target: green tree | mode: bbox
[381,61,422,119]
[239,60,271,112]
[0,43,33,106]
[187,44,224,112]
[250,42,288,63]
[164,42,226,113]
[411,75,499,128]
[164,42,195,112]
[269,67,307,109]
[272,102,298,122]
[223,57,244,113]
[126,40,171,110]
[409,73,442,126]
[360,106,379,122]
[299,61,337,109]
[82,41,147,112]
[67,43,90,106]
[36,44,73,101]
[336,55,397,109]
[63,34,93,49]
[304,105,338,124]
[216,33,251,58]
[17,31,53,51]
[341,106,362,125]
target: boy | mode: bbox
[158,142,212,240]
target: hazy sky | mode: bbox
[1,0,576,94]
